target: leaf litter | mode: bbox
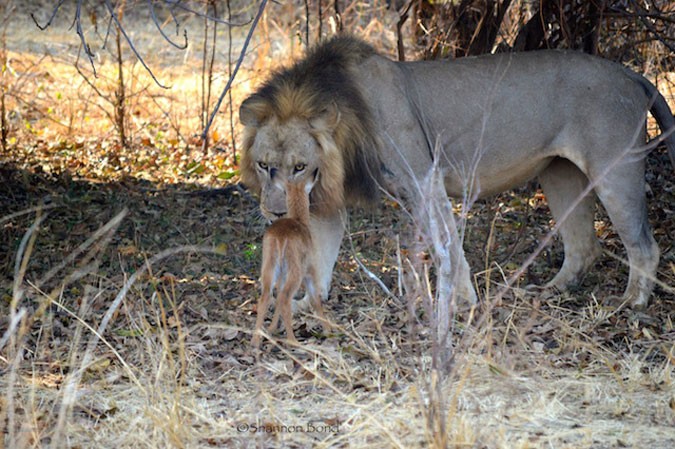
[2,143,673,447]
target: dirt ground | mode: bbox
[1,2,674,448]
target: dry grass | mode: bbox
[1,2,674,448]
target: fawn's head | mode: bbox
[283,169,319,210]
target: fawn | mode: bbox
[252,175,327,347]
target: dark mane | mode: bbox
[254,36,375,118]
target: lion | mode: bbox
[240,35,675,310]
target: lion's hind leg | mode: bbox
[538,158,603,291]
[305,265,330,333]
[592,161,659,308]
[293,211,345,314]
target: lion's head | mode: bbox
[239,36,383,219]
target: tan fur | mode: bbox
[241,36,675,309]
[252,177,326,347]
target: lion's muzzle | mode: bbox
[261,184,288,219]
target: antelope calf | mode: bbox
[252,175,326,347]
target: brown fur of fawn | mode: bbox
[252,177,326,347]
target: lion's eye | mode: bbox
[257,161,268,171]
[294,163,306,173]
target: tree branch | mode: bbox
[163,0,249,26]
[628,0,675,54]
[30,0,67,30]
[102,0,169,88]
[148,0,188,50]
[75,0,97,75]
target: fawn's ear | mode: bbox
[305,169,319,194]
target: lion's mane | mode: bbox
[240,36,384,216]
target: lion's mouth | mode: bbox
[260,206,286,222]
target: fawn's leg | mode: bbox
[252,289,272,348]
[274,276,303,344]
[270,300,282,333]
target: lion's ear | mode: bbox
[310,102,341,133]
[240,96,268,127]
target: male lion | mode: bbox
[240,36,675,309]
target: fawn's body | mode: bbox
[252,177,326,347]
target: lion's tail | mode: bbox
[646,84,675,167]
[627,69,675,166]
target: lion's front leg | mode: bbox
[293,210,345,313]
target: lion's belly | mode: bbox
[442,157,554,198]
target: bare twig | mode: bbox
[334,0,343,32]
[31,0,251,89]
[0,203,58,226]
[164,0,249,26]
[305,0,311,46]
[102,0,169,88]
[629,0,675,53]
[114,18,128,148]
[201,0,219,154]
[75,0,98,75]
[318,0,323,40]
[74,46,115,126]
[396,1,414,61]
[0,14,7,152]
[227,0,237,161]
[30,0,68,30]
[148,0,188,49]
